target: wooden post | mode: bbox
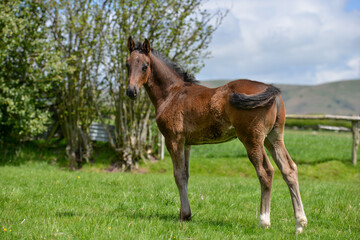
[351,120,359,166]
[158,132,165,160]
[161,135,165,160]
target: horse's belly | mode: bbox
[185,125,237,145]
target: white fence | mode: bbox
[89,122,115,142]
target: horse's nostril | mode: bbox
[126,88,131,97]
[126,85,138,100]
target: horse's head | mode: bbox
[126,36,151,100]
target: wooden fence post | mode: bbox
[158,132,165,160]
[351,120,359,166]
[161,135,165,160]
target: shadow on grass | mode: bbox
[0,139,116,168]
[53,206,251,231]
[110,204,252,229]
[0,140,67,166]
[55,211,77,217]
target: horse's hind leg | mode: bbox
[165,137,191,221]
[265,130,307,234]
[185,145,191,182]
[242,138,274,228]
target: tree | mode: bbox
[46,0,108,169]
[0,0,56,142]
[44,0,225,170]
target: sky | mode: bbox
[197,0,360,85]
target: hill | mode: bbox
[200,79,360,115]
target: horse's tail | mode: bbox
[229,85,281,109]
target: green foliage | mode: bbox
[0,0,56,140]
[0,0,226,167]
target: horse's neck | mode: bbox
[144,54,183,110]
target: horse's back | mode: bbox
[223,79,269,95]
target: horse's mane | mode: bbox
[133,41,198,84]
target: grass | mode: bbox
[1,130,360,239]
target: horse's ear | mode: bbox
[128,36,135,53]
[143,39,151,55]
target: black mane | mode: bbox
[133,41,198,84]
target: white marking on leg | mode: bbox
[295,216,308,234]
[259,212,271,228]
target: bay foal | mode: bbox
[126,37,307,233]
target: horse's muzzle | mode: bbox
[126,85,139,100]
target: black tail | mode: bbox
[229,85,281,109]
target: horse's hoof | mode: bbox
[259,222,270,229]
[179,212,191,221]
[295,217,307,234]
[259,214,271,229]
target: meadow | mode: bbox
[1,130,359,239]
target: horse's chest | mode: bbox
[156,108,185,134]
[156,98,209,134]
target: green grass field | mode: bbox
[1,130,360,239]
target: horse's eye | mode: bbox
[142,64,148,72]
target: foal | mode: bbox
[126,37,307,234]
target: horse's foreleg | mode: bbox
[166,138,191,221]
[244,141,274,229]
[265,135,307,234]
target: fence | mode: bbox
[286,114,360,166]
[89,122,115,142]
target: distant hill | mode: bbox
[200,79,360,115]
